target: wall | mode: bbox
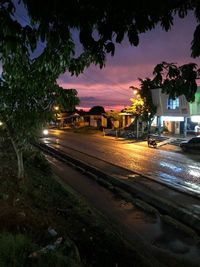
[151,88,189,117]
[189,88,200,116]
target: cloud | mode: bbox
[80,97,96,101]
[78,96,130,111]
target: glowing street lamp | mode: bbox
[129,86,139,97]
[0,121,3,126]
[134,90,138,95]
[129,86,140,139]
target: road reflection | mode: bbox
[188,166,200,178]
[157,172,178,182]
[43,130,200,195]
[159,161,182,173]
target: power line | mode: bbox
[82,73,131,98]
[88,67,132,92]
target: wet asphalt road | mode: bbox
[42,129,200,195]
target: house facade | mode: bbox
[151,87,200,136]
[119,112,134,128]
[189,89,200,123]
[88,114,107,128]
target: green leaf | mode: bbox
[191,24,200,57]
[105,42,115,56]
[128,25,139,46]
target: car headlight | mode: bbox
[43,129,49,135]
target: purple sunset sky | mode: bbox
[58,12,200,111]
[11,3,200,111]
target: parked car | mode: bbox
[180,136,200,152]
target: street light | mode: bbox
[133,89,138,95]
[129,86,140,139]
[129,86,139,97]
[0,121,3,126]
[54,106,59,111]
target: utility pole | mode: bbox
[129,86,140,139]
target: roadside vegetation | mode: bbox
[0,133,151,267]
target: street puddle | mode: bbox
[116,199,200,264]
[152,221,200,262]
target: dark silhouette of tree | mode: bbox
[56,88,80,112]
[2,1,200,76]
[21,0,200,59]
[152,62,200,102]
[89,106,105,115]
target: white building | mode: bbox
[151,87,200,136]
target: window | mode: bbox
[167,98,179,110]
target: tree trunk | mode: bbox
[4,122,25,180]
[147,120,151,134]
[10,137,25,180]
[136,118,139,139]
[16,149,24,180]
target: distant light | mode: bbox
[54,106,59,111]
[162,116,184,122]
[0,121,2,126]
[43,129,49,135]
[133,89,138,95]
[191,116,200,122]
[129,86,139,96]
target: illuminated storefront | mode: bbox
[151,87,200,136]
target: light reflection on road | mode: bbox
[188,166,200,178]
[157,172,178,182]
[184,182,200,191]
[43,130,200,194]
[159,161,183,173]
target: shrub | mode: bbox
[0,232,34,267]
[24,150,51,175]
[162,125,169,133]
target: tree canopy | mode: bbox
[151,62,200,102]
[106,110,121,121]
[21,0,200,59]
[0,45,77,178]
[1,0,200,74]
[125,80,157,133]
[55,88,80,112]
[125,81,156,120]
[89,106,105,115]
[1,1,200,90]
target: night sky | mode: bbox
[58,12,200,111]
[6,3,200,111]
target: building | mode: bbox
[119,112,134,128]
[151,87,200,136]
[189,88,200,125]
